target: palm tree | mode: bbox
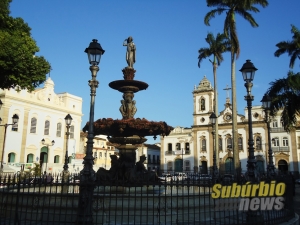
[274,24,300,69]
[266,71,300,131]
[204,0,268,174]
[198,32,230,172]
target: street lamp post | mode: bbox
[0,114,19,172]
[209,112,219,183]
[41,138,55,173]
[261,94,276,178]
[63,114,72,175]
[76,39,105,224]
[240,59,258,182]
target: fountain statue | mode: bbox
[83,37,173,185]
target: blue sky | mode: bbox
[10,0,300,144]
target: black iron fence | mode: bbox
[0,172,296,225]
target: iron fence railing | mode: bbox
[0,172,296,225]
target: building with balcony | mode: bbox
[160,76,300,175]
[78,132,117,171]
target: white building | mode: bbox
[0,77,83,173]
[137,144,161,173]
[160,76,300,175]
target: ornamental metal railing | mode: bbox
[0,172,296,225]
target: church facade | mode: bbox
[160,76,300,175]
[0,77,83,173]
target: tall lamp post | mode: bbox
[209,112,219,183]
[77,39,105,224]
[0,114,19,172]
[261,94,276,178]
[41,138,55,173]
[63,114,72,175]
[240,59,258,182]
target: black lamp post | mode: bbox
[209,112,218,183]
[41,138,55,173]
[0,114,19,172]
[63,114,72,173]
[77,39,105,224]
[240,59,258,182]
[261,94,276,178]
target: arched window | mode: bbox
[185,143,190,153]
[227,138,232,149]
[256,137,262,150]
[54,155,60,163]
[238,137,243,150]
[56,122,62,137]
[176,143,181,150]
[219,137,223,151]
[68,156,73,164]
[30,118,37,133]
[272,137,279,146]
[8,153,16,163]
[273,120,278,128]
[12,116,19,131]
[201,139,206,151]
[44,120,50,135]
[283,137,289,146]
[168,143,172,152]
[200,98,205,110]
[27,154,34,163]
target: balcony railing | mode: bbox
[166,151,173,155]
[272,146,290,152]
[270,127,285,132]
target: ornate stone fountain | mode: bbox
[83,36,173,185]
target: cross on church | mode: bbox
[223,85,231,99]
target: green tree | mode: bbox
[266,71,300,131]
[204,0,268,173]
[198,32,230,168]
[0,0,50,91]
[274,24,300,69]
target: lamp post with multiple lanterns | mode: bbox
[209,112,219,183]
[41,138,55,173]
[0,107,19,172]
[76,39,105,224]
[261,94,276,178]
[240,59,258,182]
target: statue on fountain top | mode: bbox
[123,36,136,68]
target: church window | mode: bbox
[200,98,205,110]
[56,122,62,137]
[30,118,37,133]
[44,120,50,135]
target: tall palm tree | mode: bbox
[204,0,268,175]
[274,24,300,69]
[266,71,300,131]
[198,32,230,173]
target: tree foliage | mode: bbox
[198,32,230,68]
[204,0,269,58]
[0,0,50,91]
[274,24,300,69]
[266,71,300,131]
